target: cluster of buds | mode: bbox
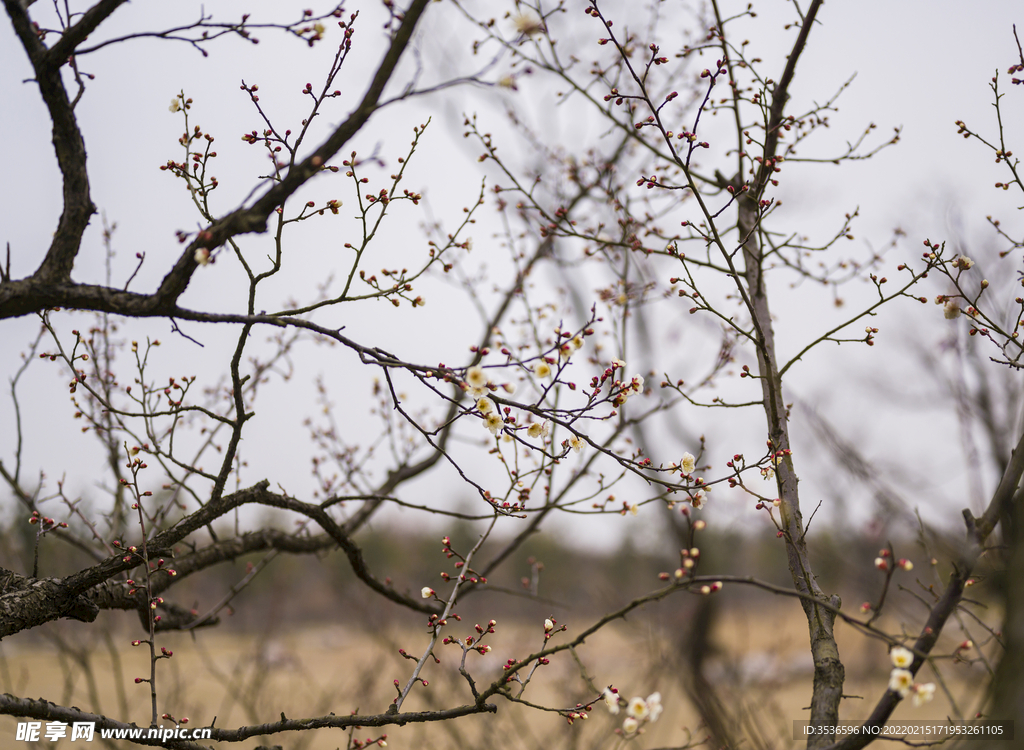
[439,619,496,656]
[348,737,387,749]
[28,511,66,531]
[564,708,589,725]
[874,549,913,573]
[557,330,586,360]
[542,617,566,641]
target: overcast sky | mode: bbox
[2,1,1023,550]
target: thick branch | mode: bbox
[824,426,1024,750]
[0,692,496,749]
[0,481,440,638]
[0,0,433,320]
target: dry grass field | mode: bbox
[0,598,994,749]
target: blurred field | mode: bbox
[0,596,994,750]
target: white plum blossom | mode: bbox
[614,690,662,734]
[627,697,649,720]
[527,420,551,439]
[912,682,936,707]
[544,618,554,632]
[888,668,913,697]
[421,587,434,599]
[680,452,696,474]
[194,248,211,266]
[466,365,488,389]
[611,358,626,369]
[690,489,706,509]
[602,688,620,715]
[533,361,552,378]
[943,299,961,319]
[890,646,913,669]
[646,692,662,722]
[477,397,496,414]
[484,412,504,435]
[511,9,544,37]
[169,96,182,113]
[568,435,583,454]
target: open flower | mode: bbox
[646,692,662,722]
[527,420,551,439]
[534,361,552,378]
[512,9,545,37]
[911,682,936,707]
[888,668,913,697]
[890,646,913,669]
[466,366,488,389]
[484,412,504,435]
[477,397,496,414]
[680,452,696,474]
[627,697,649,720]
[621,717,639,735]
[568,435,583,454]
[602,688,620,715]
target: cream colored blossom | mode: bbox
[680,452,696,474]
[888,668,913,697]
[890,646,913,669]
[943,299,961,319]
[169,97,182,113]
[511,9,544,37]
[477,397,496,414]
[627,697,648,719]
[568,435,583,454]
[527,420,551,439]
[466,365,488,389]
[646,692,662,722]
[484,412,504,435]
[621,717,639,735]
[912,682,936,707]
[421,587,433,599]
[602,688,620,715]
[534,361,552,378]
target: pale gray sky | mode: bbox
[2,1,1022,549]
